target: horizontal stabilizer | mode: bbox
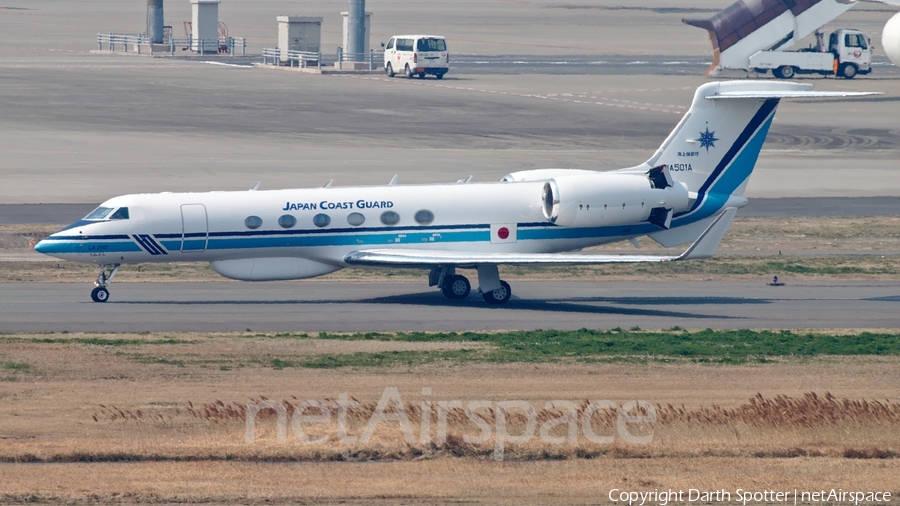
[707,90,880,100]
[344,208,737,268]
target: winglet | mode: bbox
[674,207,737,261]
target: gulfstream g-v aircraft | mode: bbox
[35,81,871,304]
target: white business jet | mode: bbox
[35,81,871,304]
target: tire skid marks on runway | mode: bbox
[334,74,685,115]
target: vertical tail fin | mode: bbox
[644,81,803,206]
[625,80,876,247]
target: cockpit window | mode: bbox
[84,206,113,220]
[109,207,129,220]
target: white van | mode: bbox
[383,35,449,79]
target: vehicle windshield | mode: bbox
[417,38,446,52]
[83,206,113,220]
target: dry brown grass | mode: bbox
[1,458,896,505]
[1,332,899,503]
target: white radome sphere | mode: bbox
[883,12,900,67]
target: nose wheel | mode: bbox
[91,264,120,303]
[91,286,110,303]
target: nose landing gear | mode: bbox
[91,264,120,303]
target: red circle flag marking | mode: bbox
[498,227,510,240]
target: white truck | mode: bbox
[749,28,872,79]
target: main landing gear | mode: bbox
[91,264,120,303]
[429,266,512,305]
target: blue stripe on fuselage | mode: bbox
[34,240,142,254]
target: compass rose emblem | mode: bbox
[698,122,719,153]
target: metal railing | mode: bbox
[96,33,246,56]
[97,33,167,55]
[261,47,321,69]
[174,36,246,56]
[335,48,384,70]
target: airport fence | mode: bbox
[96,33,246,56]
[261,47,322,69]
[335,48,384,70]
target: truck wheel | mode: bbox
[405,65,414,79]
[775,65,795,79]
[839,63,857,79]
[385,62,395,77]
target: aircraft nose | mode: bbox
[33,238,51,254]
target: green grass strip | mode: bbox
[262,329,900,368]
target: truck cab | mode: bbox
[828,29,872,78]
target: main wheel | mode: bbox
[839,63,857,79]
[91,286,110,303]
[405,65,414,79]
[482,280,511,305]
[775,65,795,79]
[441,275,471,299]
[385,62,395,77]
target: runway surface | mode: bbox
[2,280,898,332]
[2,55,898,203]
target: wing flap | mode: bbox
[345,208,737,268]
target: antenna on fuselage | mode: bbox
[323,179,334,188]
[457,175,473,184]
[249,181,261,191]
[389,174,399,185]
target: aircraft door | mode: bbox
[181,204,208,252]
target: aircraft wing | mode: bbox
[345,208,737,268]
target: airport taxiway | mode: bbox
[2,280,898,332]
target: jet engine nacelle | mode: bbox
[541,172,690,229]
[884,12,900,68]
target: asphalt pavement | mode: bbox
[1,280,898,332]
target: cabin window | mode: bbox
[109,207,129,220]
[414,209,434,225]
[84,206,113,220]
[278,214,297,229]
[386,38,394,50]
[396,38,414,52]
[244,216,263,229]
[312,213,331,228]
[347,212,365,226]
[380,211,400,226]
